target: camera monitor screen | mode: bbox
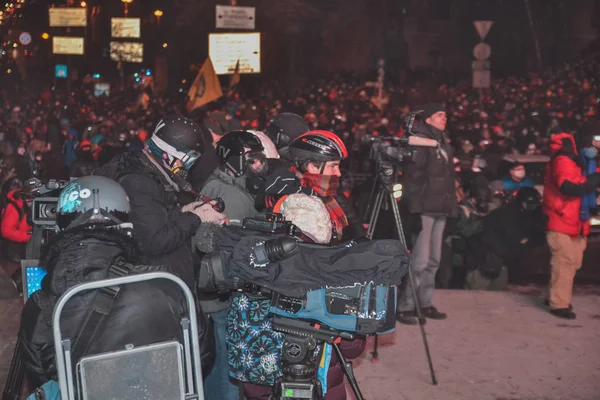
[21,260,47,301]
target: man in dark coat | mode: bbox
[397,103,457,324]
[95,116,226,287]
[19,176,215,388]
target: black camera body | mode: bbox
[25,178,70,259]
[242,212,299,236]
[27,178,70,227]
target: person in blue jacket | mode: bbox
[502,161,534,191]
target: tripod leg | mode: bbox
[2,338,25,400]
[366,188,385,240]
[389,194,438,385]
[332,343,365,400]
[367,188,385,363]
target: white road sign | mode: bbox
[474,21,493,40]
[49,8,87,27]
[216,5,255,29]
[209,32,261,74]
[473,70,491,89]
[473,42,492,61]
[52,36,84,55]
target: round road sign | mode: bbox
[19,32,32,46]
[473,42,491,61]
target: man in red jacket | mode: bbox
[542,132,600,319]
[1,188,33,294]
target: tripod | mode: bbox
[365,162,438,385]
[272,317,365,400]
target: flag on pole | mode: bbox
[186,57,223,112]
[229,59,240,88]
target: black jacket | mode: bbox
[19,228,215,388]
[107,150,201,287]
[403,122,457,217]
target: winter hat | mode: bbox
[421,103,446,120]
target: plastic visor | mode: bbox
[150,135,201,171]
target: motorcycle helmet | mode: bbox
[57,176,132,231]
[266,113,310,149]
[148,116,207,177]
[216,130,266,177]
[284,130,348,164]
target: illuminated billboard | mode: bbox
[110,41,143,63]
[111,18,141,39]
[208,32,261,75]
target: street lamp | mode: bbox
[41,32,49,40]
[153,9,163,25]
[121,0,132,17]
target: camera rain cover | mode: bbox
[212,226,409,298]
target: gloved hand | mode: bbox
[182,201,227,225]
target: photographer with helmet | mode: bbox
[19,176,215,390]
[198,130,269,400]
[200,130,267,225]
[267,130,366,241]
[96,116,226,287]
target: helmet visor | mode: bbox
[181,150,201,171]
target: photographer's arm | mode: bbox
[553,156,600,197]
[120,174,200,256]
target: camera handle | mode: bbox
[365,177,438,386]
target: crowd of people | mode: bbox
[0,57,599,399]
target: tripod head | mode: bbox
[377,161,397,186]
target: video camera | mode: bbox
[27,178,70,227]
[195,214,407,399]
[25,178,70,259]
[363,111,438,164]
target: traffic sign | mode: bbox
[473,21,493,40]
[55,64,68,79]
[472,60,491,70]
[19,32,32,46]
[473,43,492,61]
[216,5,255,29]
[473,70,491,89]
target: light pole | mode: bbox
[121,0,132,17]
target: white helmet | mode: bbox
[248,130,280,160]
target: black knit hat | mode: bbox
[421,103,446,120]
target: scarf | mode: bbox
[300,173,349,238]
[580,148,597,221]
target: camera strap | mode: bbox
[70,261,131,364]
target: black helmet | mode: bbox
[216,131,266,177]
[148,115,208,175]
[285,130,348,164]
[266,113,310,149]
[56,176,132,231]
[515,186,542,211]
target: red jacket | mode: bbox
[542,133,589,237]
[1,189,32,243]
